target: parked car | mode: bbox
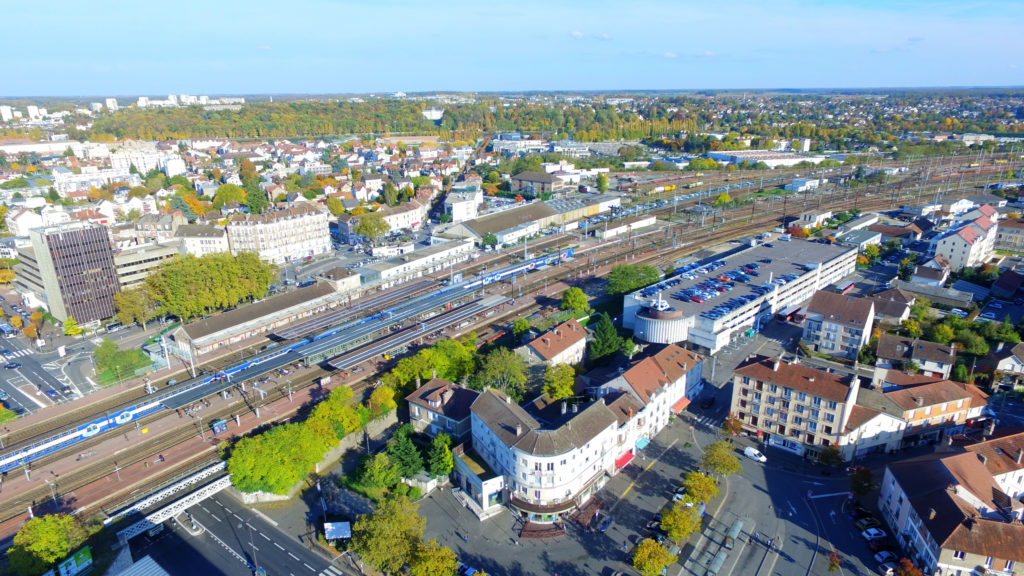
[862,527,887,540]
[878,561,898,575]
[700,396,716,409]
[0,389,8,401]
[874,551,898,564]
[744,446,767,463]
[595,514,613,532]
[855,517,882,531]
[4,362,21,369]
[868,539,894,553]
[846,505,872,521]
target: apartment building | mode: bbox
[731,355,857,459]
[175,225,230,257]
[226,204,329,264]
[801,291,875,360]
[460,388,618,522]
[995,217,1024,253]
[883,379,982,447]
[880,451,1024,575]
[933,208,999,271]
[522,319,587,367]
[15,222,119,323]
[113,241,180,290]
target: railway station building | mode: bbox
[166,282,345,360]
[622,236,857,354]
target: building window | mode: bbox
[547,463,554,471]
[952,550,964,560]
[826,401,837,410]
[985,557,993,568]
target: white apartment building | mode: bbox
[104,98,119,111]
[380,201,427,232]
[110,149,167,174]
[463,388,619,522]
[0,105,12,122]
[175,225,230,257]
[933,206,999,271]
[226,204,330,264]
[52,166,138,195]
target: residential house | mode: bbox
[134,211,186,244]
[879,453,1024,575]
[175,224,230,257]
[868,290,913,326]
[934,212,999,271]
[797,210,832,230]
[510,171,569,194]
[875,334,957,379]
[868,223,923,245]
[883,379,980,446]
[522,319,587,367]
[405,377,479,442]
[995,217,1024,253]
[910,257,951,287]
[801,291,875,360]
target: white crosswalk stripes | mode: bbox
[3,349,33,358]
[319,566,343,576]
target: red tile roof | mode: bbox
[622,345,702,404]
[734,355,850,402]
[527,318,586,361]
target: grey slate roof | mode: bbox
[471,388,617,456]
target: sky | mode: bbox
[3,0,1023,96]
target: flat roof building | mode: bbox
[623,237,856,354]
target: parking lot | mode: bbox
[978,298,1024,324]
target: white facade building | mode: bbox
[226,204,330,264]
[175,225,230,257]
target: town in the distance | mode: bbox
[1,90,1024,576]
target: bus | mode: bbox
[837,280,856,295]
[776,304,801,322]
[792,308,806,324]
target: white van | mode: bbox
[744,446,767,463]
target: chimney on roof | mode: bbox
[928,508,936,520]
[416,377,421,389]
[1017,449,1024,465]
[432,369,437,379]
[985,419,996,438]
[914,396,924,407]
[554,329,559,336]
[543,337,549,346]
[515,423,522,436]
[561,401,567,415]
[808,376,815,382]
[773,358,781,371]
[980,454,988,466]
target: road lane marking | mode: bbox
[289,552,300,561]
[304,563,315,572]
[275,543,285,550]
[260,532,270,541]
[209,513,222,522]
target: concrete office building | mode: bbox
[16,222,119,323]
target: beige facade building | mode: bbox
[226,204,330,264]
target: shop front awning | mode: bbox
[672,397,691,414]
[615,451,635,469]
[635,436,651,451]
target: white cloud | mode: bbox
[597,32,611,41]
[663,52,677,59]
[570,30,583,39]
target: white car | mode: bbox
[862,527,887,540]
[744,447,767,463]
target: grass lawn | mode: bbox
[95,350,153,386]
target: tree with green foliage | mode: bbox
[818,445,842,467]
[382,182,400,207]
[542,363,576,400]
[388,424,425,478]
[351,495,425,575]
[354,211,390,244]
[560,286,588,313]
[606,264,661,295]
[62,316,82,336]
[427,433,454,478]
[996,316,1021,344]
[621,337,637,360]
[326,196,345,217]
[408,539,458,576]
[244,186,270,214]
[857,345,875,366]
[144,252,274,322]
[701,441,742,477]
[723,414,743,436]
[900,318,922,338]
[928,323,955,345]
[213,183,246,209]
[7,513,88,575]
[239,158,258,187]
[596,172,608,192]
[228,421,332,494]
[682,471,718,504]
[588,313,622,363]
[897,256,916,281]
[862,244,880,263]
[481,232,498,247]
[360,452,401,490]
[955,329,989,356]
[952,363,970,383]
[474,348,527,400]
[712,192,732,207]
[660,499,702,542]
[633,537,677,576]
[114,287,157,329]
[368,385,397,414]
[512,317,531,343]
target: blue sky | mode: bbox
[3,0,1022,96]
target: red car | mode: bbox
[868,539,894,553]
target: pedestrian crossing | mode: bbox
[3,348,33,358]
[692,414,720,428]
[317,565,344,576]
